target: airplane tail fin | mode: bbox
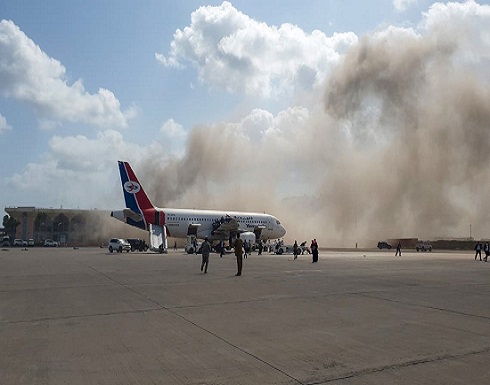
[113,161,167,252]
[114,161,157,230]
[118,161,155,212]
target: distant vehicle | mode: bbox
[28,239,35,247]
[416,242,432,252]
[377,241,392,249]
[22,240,28,247]
[13,239,23,246]
[126,238,149,252]
[108,238,131,253]
[1,236,10,247]
[275,244,295,255]
[44,239,59,247]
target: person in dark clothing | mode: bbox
[484,242,489,262]
[219,240,224,258]
[193,237,198,255]
[475,242,482,261]
[243,240,249,259]
[395,242,402,257]
[234,234,244,276]
[311,239,318,263]
[293,240,299,260]
[200,237,211,274]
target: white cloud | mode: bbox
[0,20,136,129]
[156,1,357,97]
[420,1,490,63]
[160,118,187,139]
[4,129,165,209]
[0,113,12,133]
[393,0,417,13]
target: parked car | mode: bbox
[126,238,149,252]
[28,239,35,247]
[13,239,23,246]
[44,239,59,247]
[274,244,295,255]
[377,241,392,249]
[108,238,131,253]
[1,236,10,247]
[416,242,432,252]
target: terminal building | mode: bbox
[4,206,146,246]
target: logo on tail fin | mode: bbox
[124,181,141,194]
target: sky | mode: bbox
[1,1,490,245]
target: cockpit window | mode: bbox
[276,220,281,225]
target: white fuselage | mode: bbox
[161,208,286,241]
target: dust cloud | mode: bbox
[79,211,148,246]
[322,26,490,245]
[136,9,490,246]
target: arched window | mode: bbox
[53,214,69,232]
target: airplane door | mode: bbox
[187,224,199,236]
[154,210,164,226]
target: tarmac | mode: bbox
[0,246,489,385]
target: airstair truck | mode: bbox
[149,224,167,253]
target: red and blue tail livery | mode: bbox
[113,161,164,231]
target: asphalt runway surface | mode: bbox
[1,247,489,384]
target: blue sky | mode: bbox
[1,1,490,243]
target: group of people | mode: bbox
[202,238,490,274]
[474,242,489,262]
[201,236,320,275]
[293,239,318,262]
[200,233,245,276]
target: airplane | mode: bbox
[111,161,286,253]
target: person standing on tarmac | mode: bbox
[243,240,249,259]
[293,240,299,260]
[311,239,319,263]
[200,237,211,274]
[219,240,224,258]
[475,242,482,261]
[395,241,402,257]
[234,233,244,276]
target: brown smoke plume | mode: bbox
[134,13,490,247]
[322,28,490,244]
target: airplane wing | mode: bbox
[212,215,239,236]
[122,208,143,222]
[212,215,267,240]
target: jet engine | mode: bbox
[240,231,256,245]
